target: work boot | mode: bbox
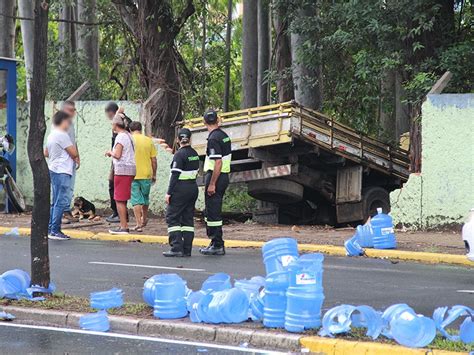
[163,250,184,257]
[199,244,225,256]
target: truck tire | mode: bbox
[247,179,304,205]
[5,171,26,212]
[362,187,390,221]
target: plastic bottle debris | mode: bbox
[235,276,265,321]
[5,227,19,236]
[199,287,249,324]
[344,235,364,256]
[0,269,31,299]
[0,311,15,321]
[264,270,290,328]
[249,289,265,321]
[460,317,474,344]
[201,273,231,292]
[143,275,161,307]
[356,222,374,248]
[90,288,123,310]
[433,305,474,342]
[371,208,396,249]
[381,303,435,348]
[79,310,110,332]
[462,208,474,261]
[262,238,299,275]
[153,274,188,319]
[285,254,325,333]
[319,304,382,339]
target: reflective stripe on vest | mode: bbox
[204,153,231,173]
[178,169,198,180]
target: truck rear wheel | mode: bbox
[247,179,304,205]
[362,187,390,221]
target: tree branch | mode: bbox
[111,1,139,37]
[172,0,195,37]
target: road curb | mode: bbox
[299,336,465,355]
[0,306,301,351]
[0,306,466,354]
[0,226,471,267]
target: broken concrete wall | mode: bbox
[390,94,474,228]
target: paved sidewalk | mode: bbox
[0,213,466,255]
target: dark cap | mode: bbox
[203,110,218,124]
[178,128,192,141]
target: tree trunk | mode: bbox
[290,5,322,110]
[18,0,35,101]
[58,1,76,55]
[273,7,293,103]
[200,1,207,112]
[241,0,258,108]
[257,0,270,106]
[378,70,395,142]
[28,0,51,289]
[113,0,195,144]
[77,0,99,77]
[223,0,233,112]
[394,71,410,138]
[0,0,15,97]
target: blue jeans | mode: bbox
[64,164,76,213]
[48,171,72,234]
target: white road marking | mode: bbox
[0,323,281,354]
[457,290,474,294]
[89,261,205,272]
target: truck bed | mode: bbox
[184,101,410,181]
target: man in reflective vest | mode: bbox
[200,110,231,256]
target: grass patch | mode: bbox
[0,293,153,319]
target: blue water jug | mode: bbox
[262,238,298,275]
[371,208,396,249]
[263,270,290,328]
[1,269,31,297]
[79,310,110,332]
[344,235,364,256]
[249,289,265,321]
[90,288,123,310]
[205,288,249,324]
[234,277,264,300]
[356,223,374,248]
[285,254,325,332]
[152,274,188,319]
[143,275,161,306]
[201,273,231,292]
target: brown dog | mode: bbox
[72,197,97,220]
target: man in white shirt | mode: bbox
[44,111,79,240]
[61,100,80,223]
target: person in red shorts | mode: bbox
[105,109,136,234]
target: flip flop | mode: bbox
[131,226,143,233]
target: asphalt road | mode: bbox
[0,323,275,354]
[0,235,473,315]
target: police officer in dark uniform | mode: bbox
[164,128,200,257]
[200,110,231,256]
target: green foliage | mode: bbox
[222,183,257,212]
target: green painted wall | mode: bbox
[390,94,474,228]
[15,101,175,214]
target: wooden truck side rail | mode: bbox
[183,101,410,181]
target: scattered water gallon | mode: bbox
[344,235,364,256]
[249,289,265,321]
[460,317,474,344]
[90,288,123,310]
[262,238,299,275]
[371,208,396,249]
[204,288,249,324]
[356,223,374,248]
[234,277,264,300]
[143,275,161,306]
[5,227,20,237]
[433,305,474,342]
[187,290,207,323]
[285,254,325,333]
[390,311,436,348]
[263,270,290,328]
[79,310,110,332]
[153,274,188,319]
[201,273,232,292]
[1,269,31,296]
[319,304,383,339]
[381,303,413,338]
[462,208,474,261]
